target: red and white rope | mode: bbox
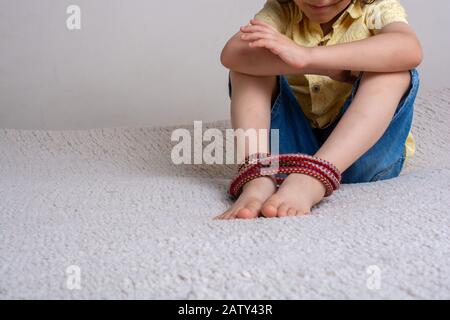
[229,153,342,199]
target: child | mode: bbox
[215,0,422,220]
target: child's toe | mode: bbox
[277,204,290,217]
[295,209,310,216]
[237,200,261,219]
[261,202,279,218]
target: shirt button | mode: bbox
[312,84,321,93]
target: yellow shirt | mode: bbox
[254,0,416,162]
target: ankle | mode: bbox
[242,175,277,192]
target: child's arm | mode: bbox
[222,19,422,76]
[308,22,423,73]
[221,20,341,77]
[220,29,324,76]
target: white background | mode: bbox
[0,0,448,129]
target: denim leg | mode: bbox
[269,75,320,155]
[318,69,420,183]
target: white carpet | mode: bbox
[1,89,449,299]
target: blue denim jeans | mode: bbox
[228,69,420,183]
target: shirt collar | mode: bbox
[293,0,363,24]
[347,0,363,19]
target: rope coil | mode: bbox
[229,153,342,199]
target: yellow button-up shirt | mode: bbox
[254,0,416,162]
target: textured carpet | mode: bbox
[1,89,449,300]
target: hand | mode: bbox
[240,19,310,71]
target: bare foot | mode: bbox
[214,176,277,220]
[261,173,326,218]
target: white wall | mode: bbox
[0,0,449,129]
[402,1,450,94]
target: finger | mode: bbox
[249,39,280,54]
[240,24,275,35]
[250,19,278,32]
[249,38,275,48]
[241,32,275,42]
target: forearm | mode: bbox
[222,48,293,76]
[221,35,329,76]
[309,32,423,73]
